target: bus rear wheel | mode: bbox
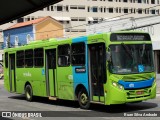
[25,85,33,102]
[78,89,90,109]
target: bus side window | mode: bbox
[5,52,8,68]
[58,44,70,67]
[25,49,33,67]
[16,51,25,68]
[71,42,85,66]
[34,48,44,67]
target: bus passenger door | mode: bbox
[45,49,57,97]
[9,54,16,92]
[88,43,106,102]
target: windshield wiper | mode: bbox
[121,43,133,59]
[141,44,145,58]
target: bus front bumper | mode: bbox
[105,82,156,105]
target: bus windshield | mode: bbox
[109,44,154,74]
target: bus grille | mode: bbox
[126,88,151,99]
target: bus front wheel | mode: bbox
[78,89,90,109]
[25,85,33,102]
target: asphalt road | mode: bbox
[0,79,160,120]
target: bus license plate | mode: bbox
[136,91,144,95]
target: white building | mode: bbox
[1,0,160,37]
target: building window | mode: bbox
[123,0,128,2]
[66,5,69,11]
[88,6,90,12]
[70,5,77,9]
[71,29,79,32]
[108,8,113,13]
[71,42,85,66]
[34,48,44,67]
[104,7,106,12]
[108,0,113,1]
[71,17,78,21]
[57,6,63,11]
[100,7,103,12]
[17,51,24,68]
[145,8,149,14]
[78,6,85,9]
[65,29,70,32]
[79,17,86,21]
[151,0,155,4]
[92,7,98,12]
[25,49,33,67]
[116,7,119,13]
[124,8,128,13]
[47,6,50,11]
[17,18,24,23]
[138,8,143,14]
[58,44,70,66]
[151,9,156,14]
[51,6,54,11]
[143,0,146,3]
[79,29,86,32]
[138,0,142,3]
[119,8,121,13]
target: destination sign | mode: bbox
[75,67,86,73]
[110,33,151,41]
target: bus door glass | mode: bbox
[9,54,16,92]
[45,49,56,97]
[88,43,106,102]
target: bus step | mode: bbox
[90,101,104,104]
[49,96,57,100]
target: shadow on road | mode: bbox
[8,95,158,114]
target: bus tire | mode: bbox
[78,89,90,109]
[25,85,33,102]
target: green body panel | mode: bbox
[11,70,15,92]
[49,69,55,96]
[57,66,74,100]
[93,96,104,102]
[4,68,10,91]
[16,68,46,97]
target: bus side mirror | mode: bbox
[106,52,111,62]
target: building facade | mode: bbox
[3,16,63,48]
[1,0,160,37]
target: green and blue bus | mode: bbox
[4,31,156,109]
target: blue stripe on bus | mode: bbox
[72,36,89,93]
[118,77,154,89]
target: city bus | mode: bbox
[4,31,156,109]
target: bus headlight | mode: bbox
[112,81,124,90]
[112,82,117,87]
[118,84,123,90]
